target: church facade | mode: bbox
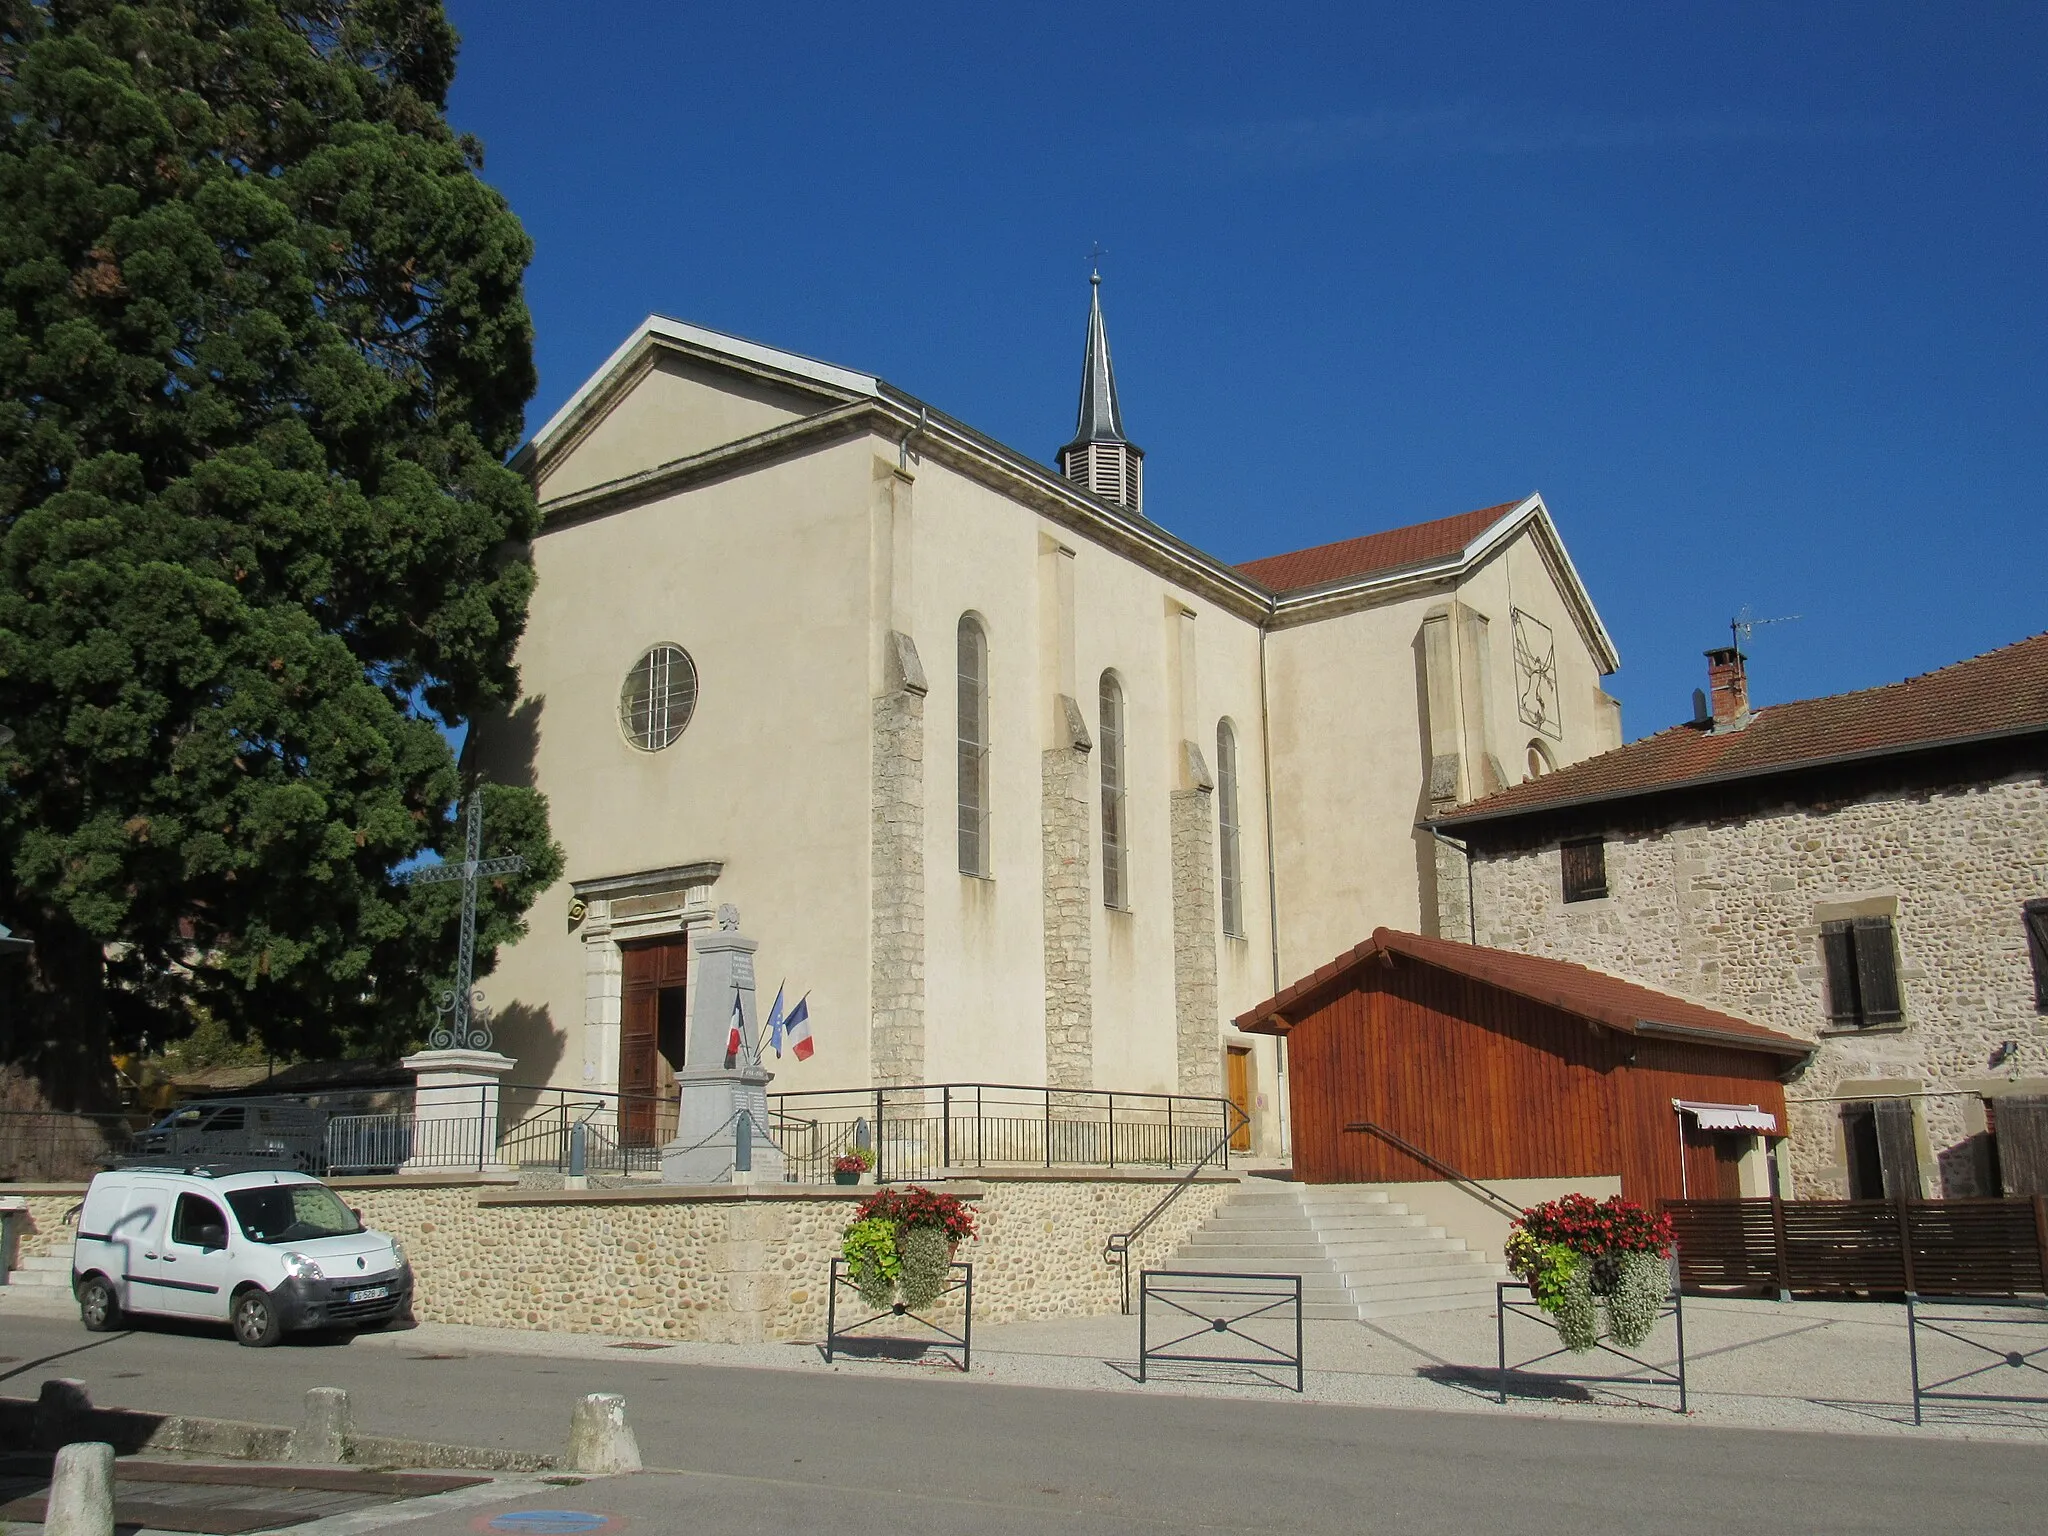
[475,283,1623,1155]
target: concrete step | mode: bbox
[1171,1246,1341,1270]
[1356,1291,1494,1320]
[1325,1241,1477,1270]
[1347,1271,1503,1304]
[1338,1258,1496,1289]
[1205,1209,1421,1233]
[6,1260,73,1287]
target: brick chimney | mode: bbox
[1704,646,1750,730]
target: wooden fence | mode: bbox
[1667,1197,2048,1297]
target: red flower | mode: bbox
[852,1185,978,1243]
[1512,1195,1671,1259]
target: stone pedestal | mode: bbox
[401,1048,516,1174]
[662,909,786,1184]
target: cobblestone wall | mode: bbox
[1170,787,1221,1097]
[1042,741,1095,1089]
[306,1172,1237,1342]
[1470,773,2048,1196]
[870,635,927,1086]
[4,1190,83,1261]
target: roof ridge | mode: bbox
[1236,498,1523,575]
[1744,628,2048,716]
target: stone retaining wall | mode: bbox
[6,1172,1233,1341]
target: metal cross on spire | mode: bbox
[402,788,524,1052]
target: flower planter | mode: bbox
[834,1170,861,1186]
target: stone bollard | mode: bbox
[45,1440,116,1536]
[293,1387,356,1464]
[568,1393,642,1474]
[34,1378,94,1451]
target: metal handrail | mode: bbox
[1102,1100,1251,1313]
[1343,1120,1524,1219]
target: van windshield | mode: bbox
[226,1184,362,1244]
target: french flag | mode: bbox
[784,995,814,1061]
[725,990,744,1061]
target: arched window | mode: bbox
[1525,738,1556,781]
[957,616,990,876]
[1099,671,1128,908]
[1217,720,1243,937]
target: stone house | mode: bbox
[469,279,1625,1156]
[1427,633,2048,1198]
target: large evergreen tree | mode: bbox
[0,1,562,1104]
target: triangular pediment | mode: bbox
[522,317,881,502]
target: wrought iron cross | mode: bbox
[402,789,524,1052]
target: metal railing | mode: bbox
[1103,1098,1250,1311]
[1343,1120,1525,1219]
[5,1080,1241,1187]
[767,1083,1238,1184]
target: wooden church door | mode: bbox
[620,935,689,1146]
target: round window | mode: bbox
[621,645,698,751]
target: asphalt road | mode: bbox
[3,1309,2043,1534]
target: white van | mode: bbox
[71,1166,412,1346]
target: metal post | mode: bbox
[962,1262,974,1373]
[1294,1275,1305,1394]
[942,1086,951,1171]
[1108,1093,1116,1169]
[875,1089,885,1182]
[477,1084,487,1173]
[1673,1276,1688,1414]
[825,1259,839,1364]
[1168,1097,1175,1165]
[1497,1282,1508,1403]
[735,1110,752,1175]
[1044,1087,1052,1169]
[1138,1270,1148,1383]
[1907,1292,1922,1425]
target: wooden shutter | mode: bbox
[1873,1097,1923,1199]
[2025,902,2048,1011]
[1820,921,1860,1027]
[1993,1096,2048,1197]
[1561,838,1607,902]
[1852,916,1903,1025]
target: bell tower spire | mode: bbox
[1058,268,1144,516]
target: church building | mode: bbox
[475,279,1624,1156]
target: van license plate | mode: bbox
[347,1286,390,1303]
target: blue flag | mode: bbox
[764,984,787,1059]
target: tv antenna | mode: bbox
[1731,604,1801,651]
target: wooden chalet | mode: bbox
[1236,929,1813,1207]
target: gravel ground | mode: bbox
[8,1279,2045,1444]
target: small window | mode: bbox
[620,644,699,751]
[1525,740,1555,780]
[2026,900,2048,1012]
[1821,917,1905,1028]
[956,616,990,876]
[171,1193,229,1250]
[1560,837,1607,902]
[1099,672,1128,909]
[1217,720,1243,937]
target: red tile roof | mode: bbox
[1235,928,1811,1056]
[1235,501,1525,594]
[1439,631,2048,826]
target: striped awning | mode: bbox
[1674,1099,1778,1133]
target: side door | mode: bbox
[154,1192,236,1320]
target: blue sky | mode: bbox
[445,1,2045,740]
